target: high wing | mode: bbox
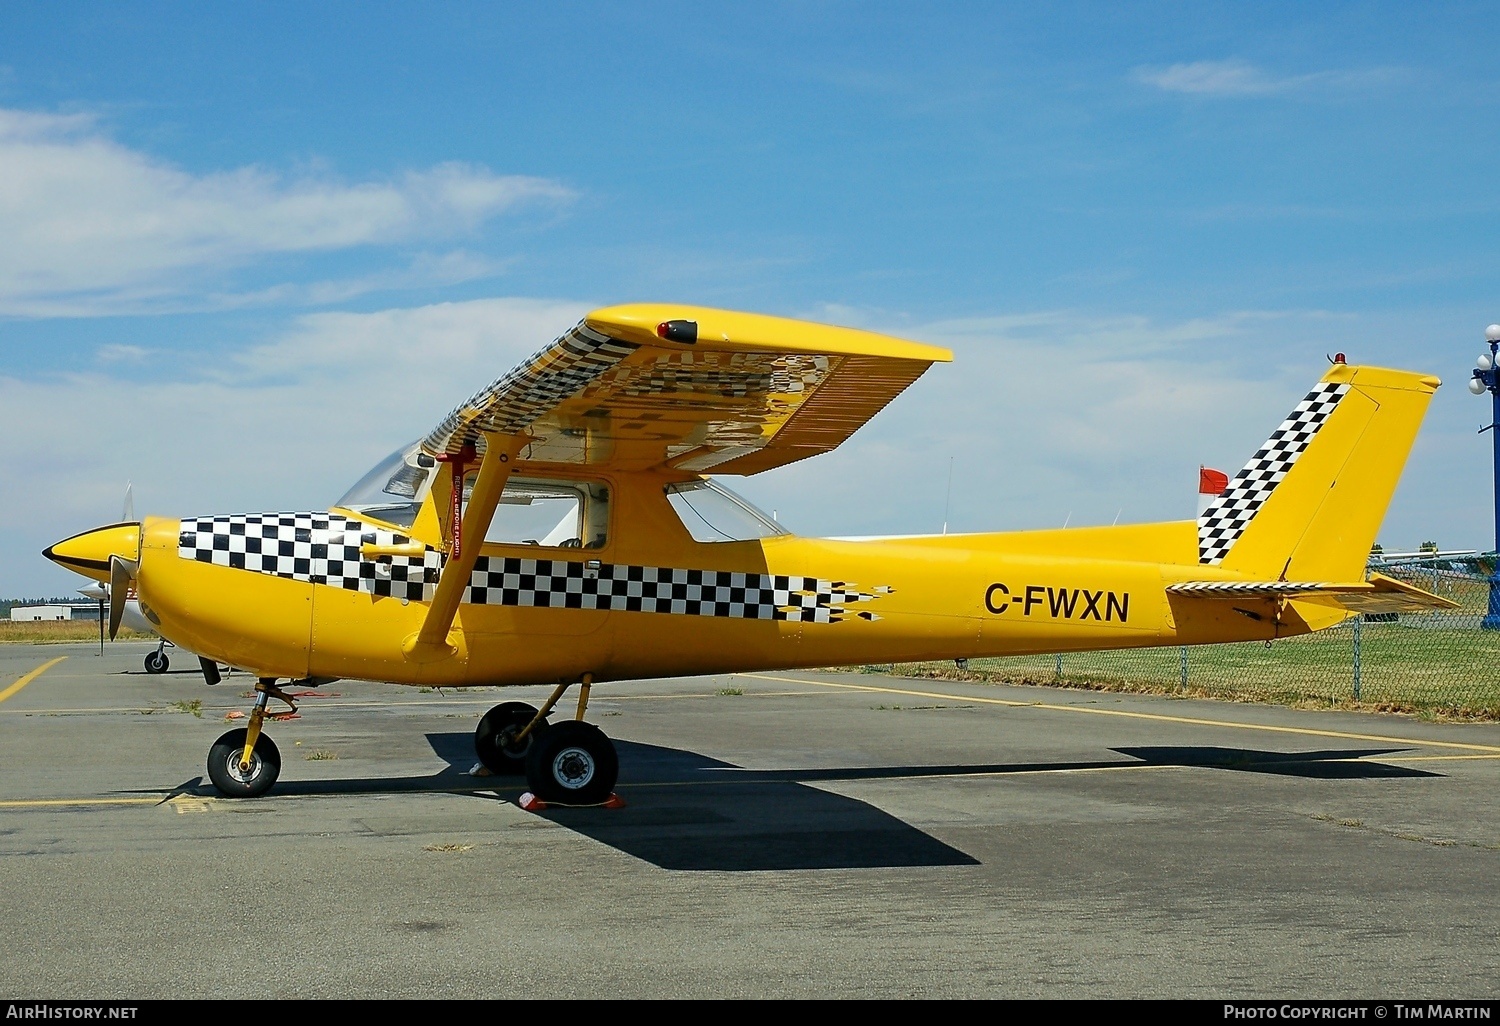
[1166,573,1459,614]
[420,304,952,474]
[404,304,950,657]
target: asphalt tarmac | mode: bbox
[2,640,1498,999]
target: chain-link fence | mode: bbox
[863,556,1500,718]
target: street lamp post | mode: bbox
[1468,324,1500,629]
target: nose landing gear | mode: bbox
[143,639,173,674]
[207,727,281,797]
[205,679,298,798]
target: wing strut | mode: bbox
[405,432,524,660]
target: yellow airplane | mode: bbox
[43,304,1455,804]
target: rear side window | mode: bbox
[666,479,787,543]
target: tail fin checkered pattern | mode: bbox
[1197,381,1350,565]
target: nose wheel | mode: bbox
[144,639,172,674]
[205,678,297,798]
[207,728,281,797]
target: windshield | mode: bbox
[666,479,788,542]
[336,442,436,530]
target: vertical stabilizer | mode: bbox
[1197,364,1439,581]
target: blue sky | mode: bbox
[3,3,1499,596]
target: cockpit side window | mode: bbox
[469,475,611,550]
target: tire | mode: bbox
[207,728,281,798]
[144,650,169,674]
[524,720,618,806]
[474,702,544,775]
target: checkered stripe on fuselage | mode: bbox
[1197,381,1351,565]
[177,517,883,622]
[468,557,881,623]
[178,513,442,601]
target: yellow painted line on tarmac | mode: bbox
[0,796,161,808]
[738,672,1500,755]
[592,690,817,702]
[167,794,217,813]
[1373,753,1500,763]
[0,656,67,704]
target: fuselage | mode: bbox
[112,463,1334,686]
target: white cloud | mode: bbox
[1133,59,1401,98]
[96,343,150,363]
[0,108,572,316]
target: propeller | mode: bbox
[108,555,138,640]
[110,481,140,639]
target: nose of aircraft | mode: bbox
[43,522,141,582]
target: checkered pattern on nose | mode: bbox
[1197,381,1350,565]
[177,512,443,601]
[466,557,883,623]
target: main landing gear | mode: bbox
[474,676,619,806]
[206,678,296,798]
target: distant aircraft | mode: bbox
[75,580,173,673]
[42,304,1456,804]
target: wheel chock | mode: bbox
[516,792,625,812]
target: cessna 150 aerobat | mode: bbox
[43,304,1455,804]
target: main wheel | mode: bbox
[524,720,618,806]
[474,702,544,774]
[207,728,281,798]
[144,650,169,674]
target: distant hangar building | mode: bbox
[9,604,102,621]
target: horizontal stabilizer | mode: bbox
[1166,573,1459,614]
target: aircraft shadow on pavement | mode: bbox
[152,736,1434,872]
[442,734,979,871]
[1110,746,1438,779]
[153,733,978,871]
